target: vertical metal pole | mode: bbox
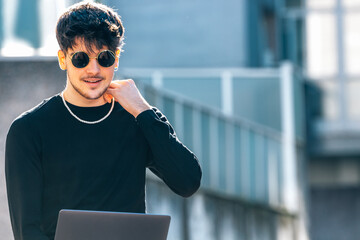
[152,71,164,110]
[152,70,163,88]
[280,61,298,212]
[221,71,233,116]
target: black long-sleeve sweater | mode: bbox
[5,94,202,240]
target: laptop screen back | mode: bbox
[54,209,171,240]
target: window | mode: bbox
[306,13,338,78]
[344,0,360,8]
[306,0,336,9]
[344,13,360,75]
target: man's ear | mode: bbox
[115,48,121,58]
[57,50,67,70]
[114,49,121,70]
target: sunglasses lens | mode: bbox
[98,50,116,67]
[71,52,89,68]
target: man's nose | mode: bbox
[86,58,101,74]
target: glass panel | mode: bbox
[233,77,281,131]
[163,97,175,124]
[306,0,336,9]
[346,80,360,120]
[313,80,340,120]
[163,77,222,110]
[344,13,360,75]
[306,13,338,77]
[142,86,157,106]
[132,77,153,85]
[344,0,360,8]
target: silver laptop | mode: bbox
[54,209,171,240]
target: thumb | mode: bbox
[103,93,113,103]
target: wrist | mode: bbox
[133,103,151,118]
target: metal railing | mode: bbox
[127,63,304,213]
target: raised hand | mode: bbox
[104,79,151,118]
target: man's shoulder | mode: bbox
[11,95,60,129]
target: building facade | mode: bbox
[0,0,312,239]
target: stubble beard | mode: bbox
[67,74,109,101]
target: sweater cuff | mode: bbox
[135,108,159,127]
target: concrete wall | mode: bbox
[309,159,360,240]
[309,186,360,240]
[0,59,65,239]
[106,0,248,68]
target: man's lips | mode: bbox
[82,77,103,83]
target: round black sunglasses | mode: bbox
[70,50,116,68]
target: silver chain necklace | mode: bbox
[60,92,115,124]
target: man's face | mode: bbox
[58,38,119,105]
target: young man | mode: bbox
[5,2,202,240]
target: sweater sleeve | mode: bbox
[5,117,49,240]
[136,108,202,197]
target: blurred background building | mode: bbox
[0,0,359,239]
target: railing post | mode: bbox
[221,71,233,116]
[152,70,163,88]
[280,61,298,212]
[151,70,164,110]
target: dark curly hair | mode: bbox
[56,2,124,55]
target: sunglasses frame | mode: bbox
[70,50,117,68]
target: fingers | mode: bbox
[106,79,150,117]
[112,79,133,83]
[106,79,133,103]
[109,79,134,88]
[107,79,137,96]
